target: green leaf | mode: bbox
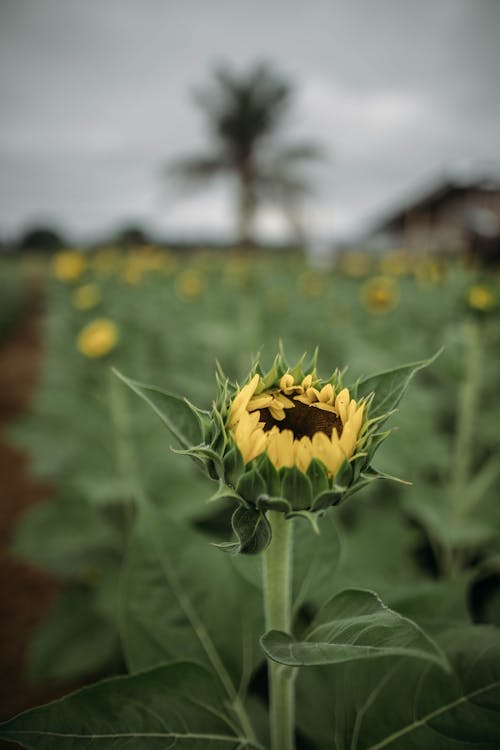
[296,624,500,750]
[332,502,425,600]
[311,489,343,511]
[280,466,313,510]
[119,504,264,690]
[11,495,123,577]
[356,350,442,421]
[223,446,244,486]
[255,495,291,513]
[255,453,281,497]
[0,662,257,749]
[293,512,341,611]
[113,369,203,448]
[236,470,267,506]
[261,589,448,670]
[306,458,329,496]
[27,588,119,683]
[229,506,272,555]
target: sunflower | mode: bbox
[176,270,204,299]
[52,250,86,282]
[72,283,101,310]
[467,284,496,312]
[227,371,365,477]
[77,319,119,358]
[116,349,435,552]
[361,276,399,314]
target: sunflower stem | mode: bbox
[107,370,145,527]
[262,511,295,750]
[444,320,482,576]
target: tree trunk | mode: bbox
[236,173,257,247]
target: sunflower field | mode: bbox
[1,246,500,750]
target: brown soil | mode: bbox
[0,296,85,742]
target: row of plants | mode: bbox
[2,248,500,748]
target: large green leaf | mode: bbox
[0,662,259,749]
[113,369,204,448]
[27,587,119,683]
[11,494,123,577]
[292,511,341,611]
[119,504,264,692]
[333,502,426,601]
[261,589,447,669]
[297,624,500,749]
[356,350,441,420]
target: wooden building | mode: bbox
[368,175,500,264]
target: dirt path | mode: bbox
[0,298,81,734]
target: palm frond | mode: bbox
[167,153,228,189]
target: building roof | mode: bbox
[371,171,500,235]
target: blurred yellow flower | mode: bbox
[379,251,409,277]
[337,251,372,278]
[467,284,496,312]
[361,276,399,314]
[72,283,101,310]
[228,372,365,475]
[121,262,144,285]
[415,258,443,285]
[176,270,203,299]
[299,271,325,298]
[77,319,119,358]
[52,250,86,282]
[91,248,120,276]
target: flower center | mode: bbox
[258,397,344,440]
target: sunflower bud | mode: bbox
[115,349,439,554]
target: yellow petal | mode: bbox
[268,402,286,421]
[345,402,365,442]
[301,374,313,390]
[295,387,320,405]
[318,383,334,404]
[245,428,267,463]
[339,422,357,457]
[294,436,313,472]
[227,374,260,428]
[335,387,350,424]
[233,410,259,443]
[247,394,274,412]
[311,432,344,477]
[275,393,295,408]
[294,394,312,405]
[279,373,296,394]
[266,429,294,469]
[311,402,337,413]
[347,399,358,420]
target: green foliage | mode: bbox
[119,503,264,686]
[28,588,121,683]
[261,588,447,669]
[296,624,500,749]
[0,662,259,749]
[4,251,500,747]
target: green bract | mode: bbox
[115,350,439,554]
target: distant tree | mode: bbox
[169,62,323,246]
[18,226,66,254]
[113,225,153,247]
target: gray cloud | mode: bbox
[1,0,499,242]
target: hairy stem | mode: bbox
[444,320,482,576]
[262,512,295,750]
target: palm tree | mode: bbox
[169,62,323,246]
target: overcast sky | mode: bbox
[1,0,499,243]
